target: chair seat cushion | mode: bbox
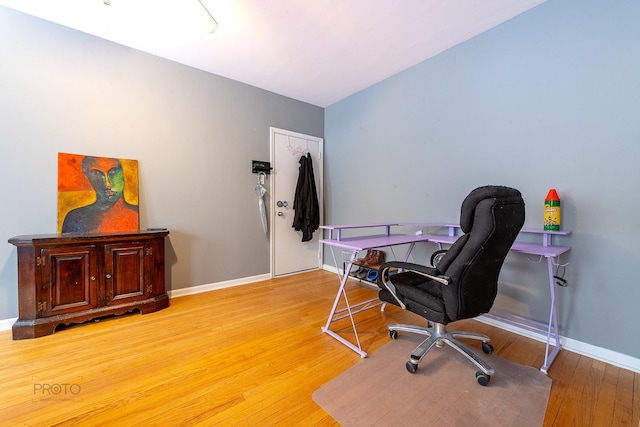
[378,271,449,323]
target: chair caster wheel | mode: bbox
[482,342,494,354]
[406,361,418,373]
[389,330,398,339]
[476,371,491,386]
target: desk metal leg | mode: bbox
[403,243,416,262]
[321,248,380,358]
[541,255,562,373]
[480,254,564,374]
[321,242,420,357]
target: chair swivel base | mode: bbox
[388,321,495,386]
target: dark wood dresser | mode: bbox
[8,230,169,339]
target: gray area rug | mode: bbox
[313,335,552,426]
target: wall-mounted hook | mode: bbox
[257,171,266,185]
[526,255,544,264]
[551,258,570,268]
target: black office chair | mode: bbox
[377,186,525,386]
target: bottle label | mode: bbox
[544,200,561,231]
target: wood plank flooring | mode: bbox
[0,270,638,426]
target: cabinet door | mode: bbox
[41,245,99,316]
[104,242,150,305]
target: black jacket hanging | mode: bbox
[292,153,320,242]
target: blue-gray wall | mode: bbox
[0,7,323,320]
[325,0,640,359]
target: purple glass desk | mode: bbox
[321,223,571,372]
[319,224,432,358]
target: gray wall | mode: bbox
[325,0,640,359]
[0,7,323,320]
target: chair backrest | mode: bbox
[435,186,525,322]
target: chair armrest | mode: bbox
[378,262,451,310]
[380,261,450,286]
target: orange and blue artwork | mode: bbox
[57,153,139,234]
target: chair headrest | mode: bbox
[460,186,523,233]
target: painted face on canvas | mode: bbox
[82,156,125,203]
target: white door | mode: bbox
[270,127,323,277]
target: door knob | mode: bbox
[277,201,289,208]
[278,212,284,216]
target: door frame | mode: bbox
[269,127,324,277]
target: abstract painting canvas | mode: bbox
[58,153,139,234]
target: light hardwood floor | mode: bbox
[1,270,638,426]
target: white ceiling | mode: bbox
[1,0,546,107]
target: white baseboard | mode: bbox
[323,263,340,275]
[476,315,640,374]
[167,273,272,298]
[0,317,17,333]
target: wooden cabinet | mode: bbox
[8,230,169,339]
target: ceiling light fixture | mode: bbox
[198,0,218,34]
